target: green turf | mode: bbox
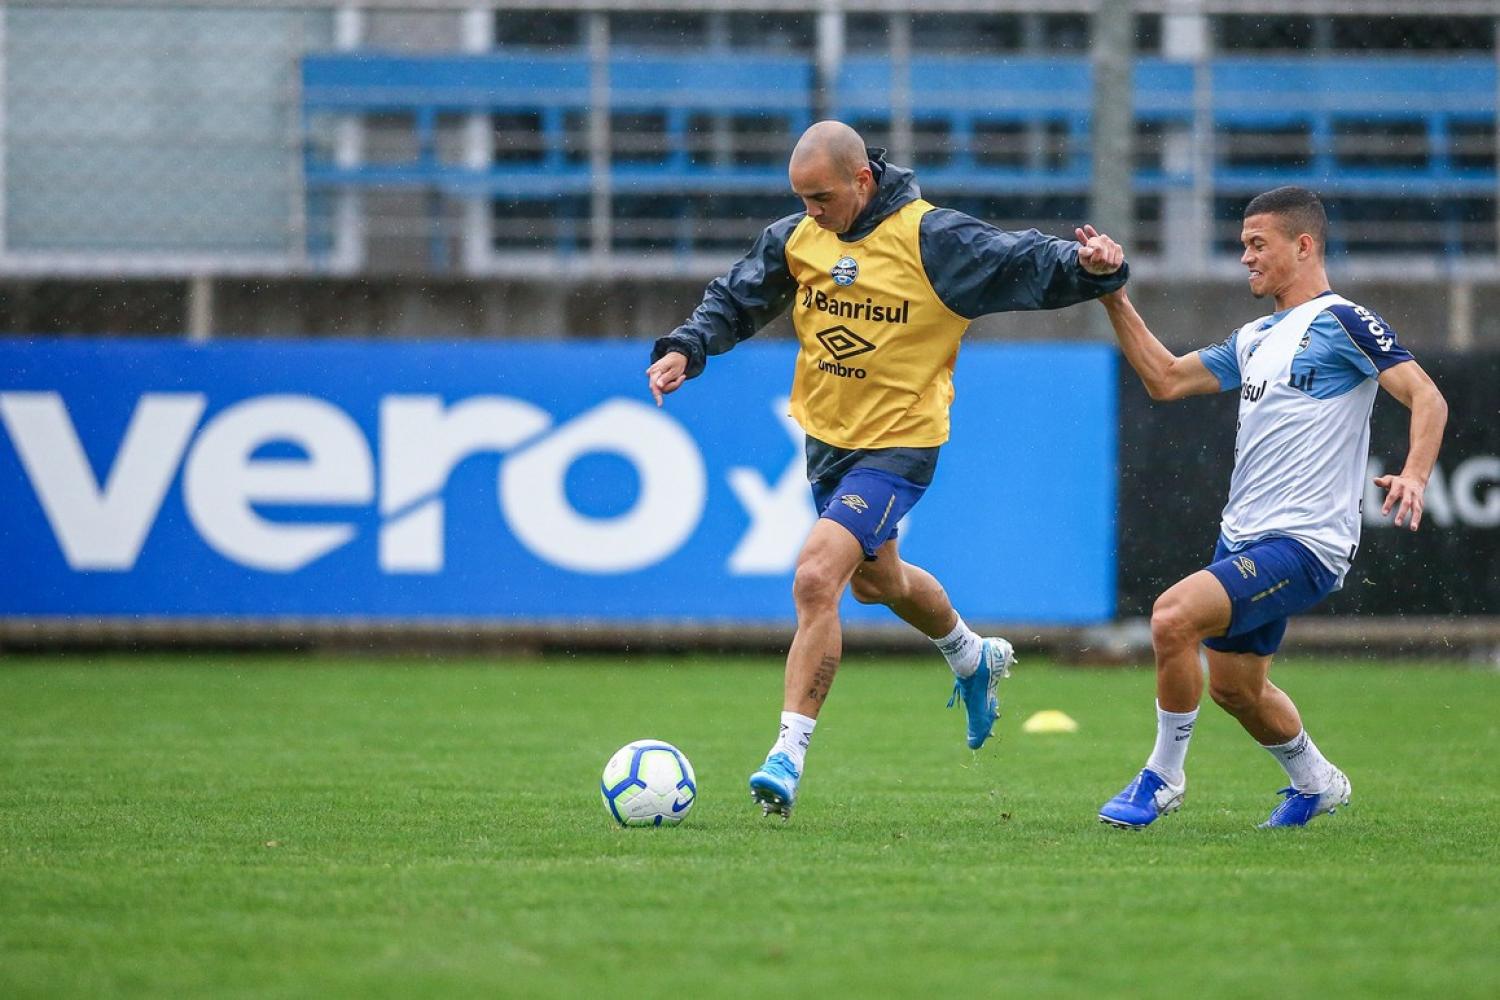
[2,654,1498,998]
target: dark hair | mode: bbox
[1244,186,1327,255]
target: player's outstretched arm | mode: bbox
[646,214,801,405]
[1373,360,1449,531]
[1096,287,1221,401]
[915,212,1127,317]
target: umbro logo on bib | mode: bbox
[816,324,876,361]
[831,256,859,286]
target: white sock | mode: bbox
[1262,729,1336,793]
[933,615,984,678]
[772,711,816,773]
[1144,701,1198,787]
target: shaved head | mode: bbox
[790,120,869,180]
[788,120,875,234]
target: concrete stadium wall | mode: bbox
[1,275,1496,353]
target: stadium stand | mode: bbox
[2,2,1499,343]
[292,7,1499,272]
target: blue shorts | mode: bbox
[1202,535,1338,657]
[811,467,927,560]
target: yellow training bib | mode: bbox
[784,199,969,449]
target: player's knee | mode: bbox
[849,574,888,605]
[1150,597,1201,650]
[792,561,844,612]
[850,563,904,605]
[1209,678,1261,715]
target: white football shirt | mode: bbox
[1197,291,1415,586]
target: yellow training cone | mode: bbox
[1021,710,1079,734]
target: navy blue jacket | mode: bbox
[651,149,1130,380]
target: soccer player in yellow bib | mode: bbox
[645,121,1127,819]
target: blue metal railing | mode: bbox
[303,51,813,196]
[301,51,1497,263]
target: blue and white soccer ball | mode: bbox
[600,739,697,827]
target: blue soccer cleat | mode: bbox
[947,636,1015,749]
[1098,768,1187,829]
[749,752,801,820]
[1259,769,1351,829]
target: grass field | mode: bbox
[3,653,1498,998]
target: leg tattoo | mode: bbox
[807,654,838,704]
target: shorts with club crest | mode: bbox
[811,467,927,561]
[1202,534,1338,656]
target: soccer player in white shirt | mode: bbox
[1083,186,1448,829]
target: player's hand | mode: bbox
[1074,224,1124,275]
[646,351,689,406]
[1374,472,1426,531]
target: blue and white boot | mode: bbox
[947,636,1015,750]
[1098,768,1187,829]
[1259,768,1351,828]
[749,752,801,820]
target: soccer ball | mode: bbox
[600,739,697,827]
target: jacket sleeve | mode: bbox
[918,208,1129,320]
[650,213,803,378]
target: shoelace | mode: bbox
[763,754,798,780]
[1119,773,1147,801]
[945,667,989,710]
[1266,787,1321,824]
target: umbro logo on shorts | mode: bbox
[1233,555,1258,579]
[839,494,869,514]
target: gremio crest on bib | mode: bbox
[831,256,858,286]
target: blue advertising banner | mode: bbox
[0,339,1115,623]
